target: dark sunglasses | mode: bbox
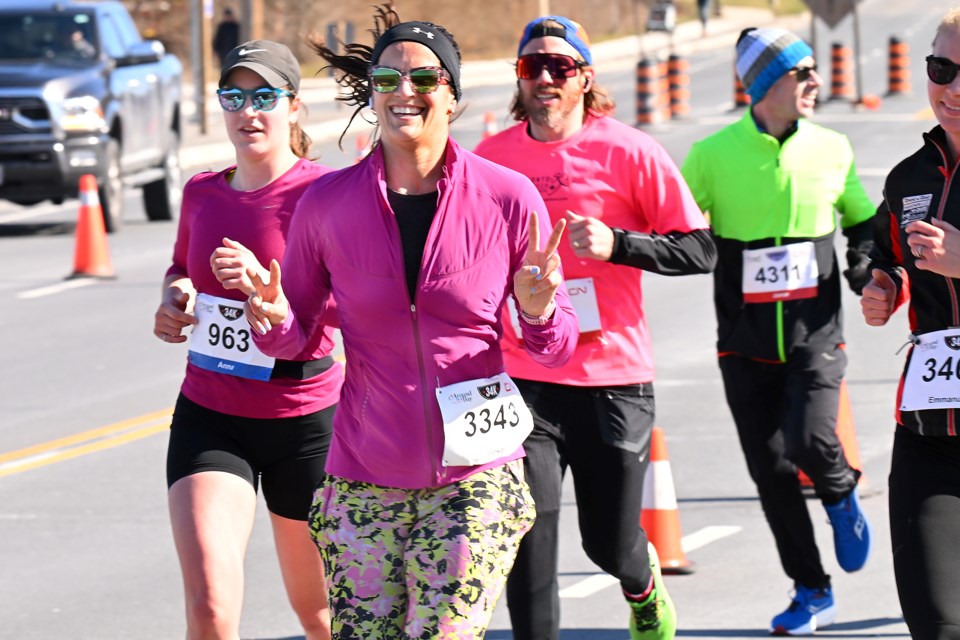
[216,87,294,112]
[789,64,818,83]
[369,66,450,94]
[516,53,586,80]
[926,55,960,85]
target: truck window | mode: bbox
[100,7,141,55]
[0,11,98,61]
[98,14,127,59]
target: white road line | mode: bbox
[559,525,742,599]
[0,205,67,223]
[17,278,97,300]
[680,525,742,553]
[0,451,57,473]
[559,574,621,599]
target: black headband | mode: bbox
[370,21,462,100]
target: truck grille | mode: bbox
[0,97,51,134]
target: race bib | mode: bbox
[900,329,960,411]
[436,372,534,467]
[188,293,275,381]
[507,277,600,336]
[742,242,819,303]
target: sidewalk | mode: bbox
[179,6,808,169]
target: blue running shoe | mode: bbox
[770,586,836,636]
[824,487,871,572]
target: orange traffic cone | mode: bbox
[69,174,114,279]
[482,111,498,139]
[640,427,695,574]
[799,379,866,490]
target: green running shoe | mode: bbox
[628,543,677,640]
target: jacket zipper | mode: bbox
[409,302,438,481]
[407,170,450,485]
[773,238,787,363]
[931,139,960,435]
[380,166,441,482]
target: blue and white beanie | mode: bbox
[735,28,813,103]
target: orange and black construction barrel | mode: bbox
[734,64,751,108]
[668,54,690,119]
[636,57,665,126]
[830,42,854,101]
[887,36,911,95]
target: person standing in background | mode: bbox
[213,8,240,66]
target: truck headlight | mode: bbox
[61,96,106,132]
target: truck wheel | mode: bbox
[143,132,181,222]
[99,138,124,233]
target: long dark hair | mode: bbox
[307,4,398,150]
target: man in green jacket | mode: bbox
[681,27,875,636]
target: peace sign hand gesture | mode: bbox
[514,212,566,318]
[244,259,289,335]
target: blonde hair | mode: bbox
[934,7,960,46]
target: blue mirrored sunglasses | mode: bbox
[216,87,294,112]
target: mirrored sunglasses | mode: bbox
[516,53,585,80]
[369,66,450,94]
[789,64,818,83]
[926,55,960,85]
[216,87,294,112]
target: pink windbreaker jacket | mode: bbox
[254,139,578,488]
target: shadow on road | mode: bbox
[0,222,75,237]
[487,631,629,639]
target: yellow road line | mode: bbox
[0,408,172,465]
[0,422,170,478]
[0,409,173,478]
[915,106,934,120]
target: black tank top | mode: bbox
[387,189,438,302]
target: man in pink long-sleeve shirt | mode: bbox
[475,15,716,640]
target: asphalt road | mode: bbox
[0,1,948,637]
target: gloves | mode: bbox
[843,248,871,296]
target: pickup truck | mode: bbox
[0,0,183,232]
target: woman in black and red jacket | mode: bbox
[861,9,960,636]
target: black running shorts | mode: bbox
[166,393,334,520]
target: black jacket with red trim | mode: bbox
[871,125,960,436]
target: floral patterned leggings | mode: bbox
[309,460,535,639]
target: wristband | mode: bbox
[520,303,555,326]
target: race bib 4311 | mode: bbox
[742,242,818,303]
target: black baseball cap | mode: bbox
[219,40,300,92]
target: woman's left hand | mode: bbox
[514,212,566,318]
[906,218,960,278]
[211,237,267,295]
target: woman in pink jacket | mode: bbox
[243,6,578,638]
